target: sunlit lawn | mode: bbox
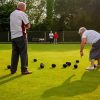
[0,43,100,100]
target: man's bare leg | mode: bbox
[86,59,95,70]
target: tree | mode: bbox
[25,0,47,31]
[45,0,55,30]
[0,1,16,31]
[53,0,76,31]
[23,0,46,25]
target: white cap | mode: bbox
[78,27,87,34]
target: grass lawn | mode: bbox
[0,43,100,100]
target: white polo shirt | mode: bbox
[49,33,54,39]
[82,30,100,44]
[10,10,29,39]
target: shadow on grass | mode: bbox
[42,69,100,98]
[0,74,23,85]
[0,73,11,80]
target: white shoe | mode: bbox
[86,66,94,71]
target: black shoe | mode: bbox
[10,68,16,74]
[22,70,32,75]
[11,71,16,74]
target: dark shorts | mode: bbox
[89,39,100,60]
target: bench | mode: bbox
[32,38,45,42]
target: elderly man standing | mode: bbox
[79,27,100,70]
[49,31,54,43]
[10,2,32,74]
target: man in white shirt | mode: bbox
[49,31,54,43]
[79,27,100,70]
[10,2,32,74]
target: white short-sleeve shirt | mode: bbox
[10,10,29,39]
[49,33,54,39]
[82,30,100,44]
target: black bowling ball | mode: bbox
[7,65,11,69]
[66,62,71,66]
[33,59,37,62]
[63,64,67,68]
[40,63,44,69]
[74,64,78,69]
[52,64,56,68]
[76,60,79,63]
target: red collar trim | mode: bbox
[16,8,21,11]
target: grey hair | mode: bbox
[78,27,87,34]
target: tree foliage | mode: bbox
[0,0,100,31]
[0,1,16,31]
